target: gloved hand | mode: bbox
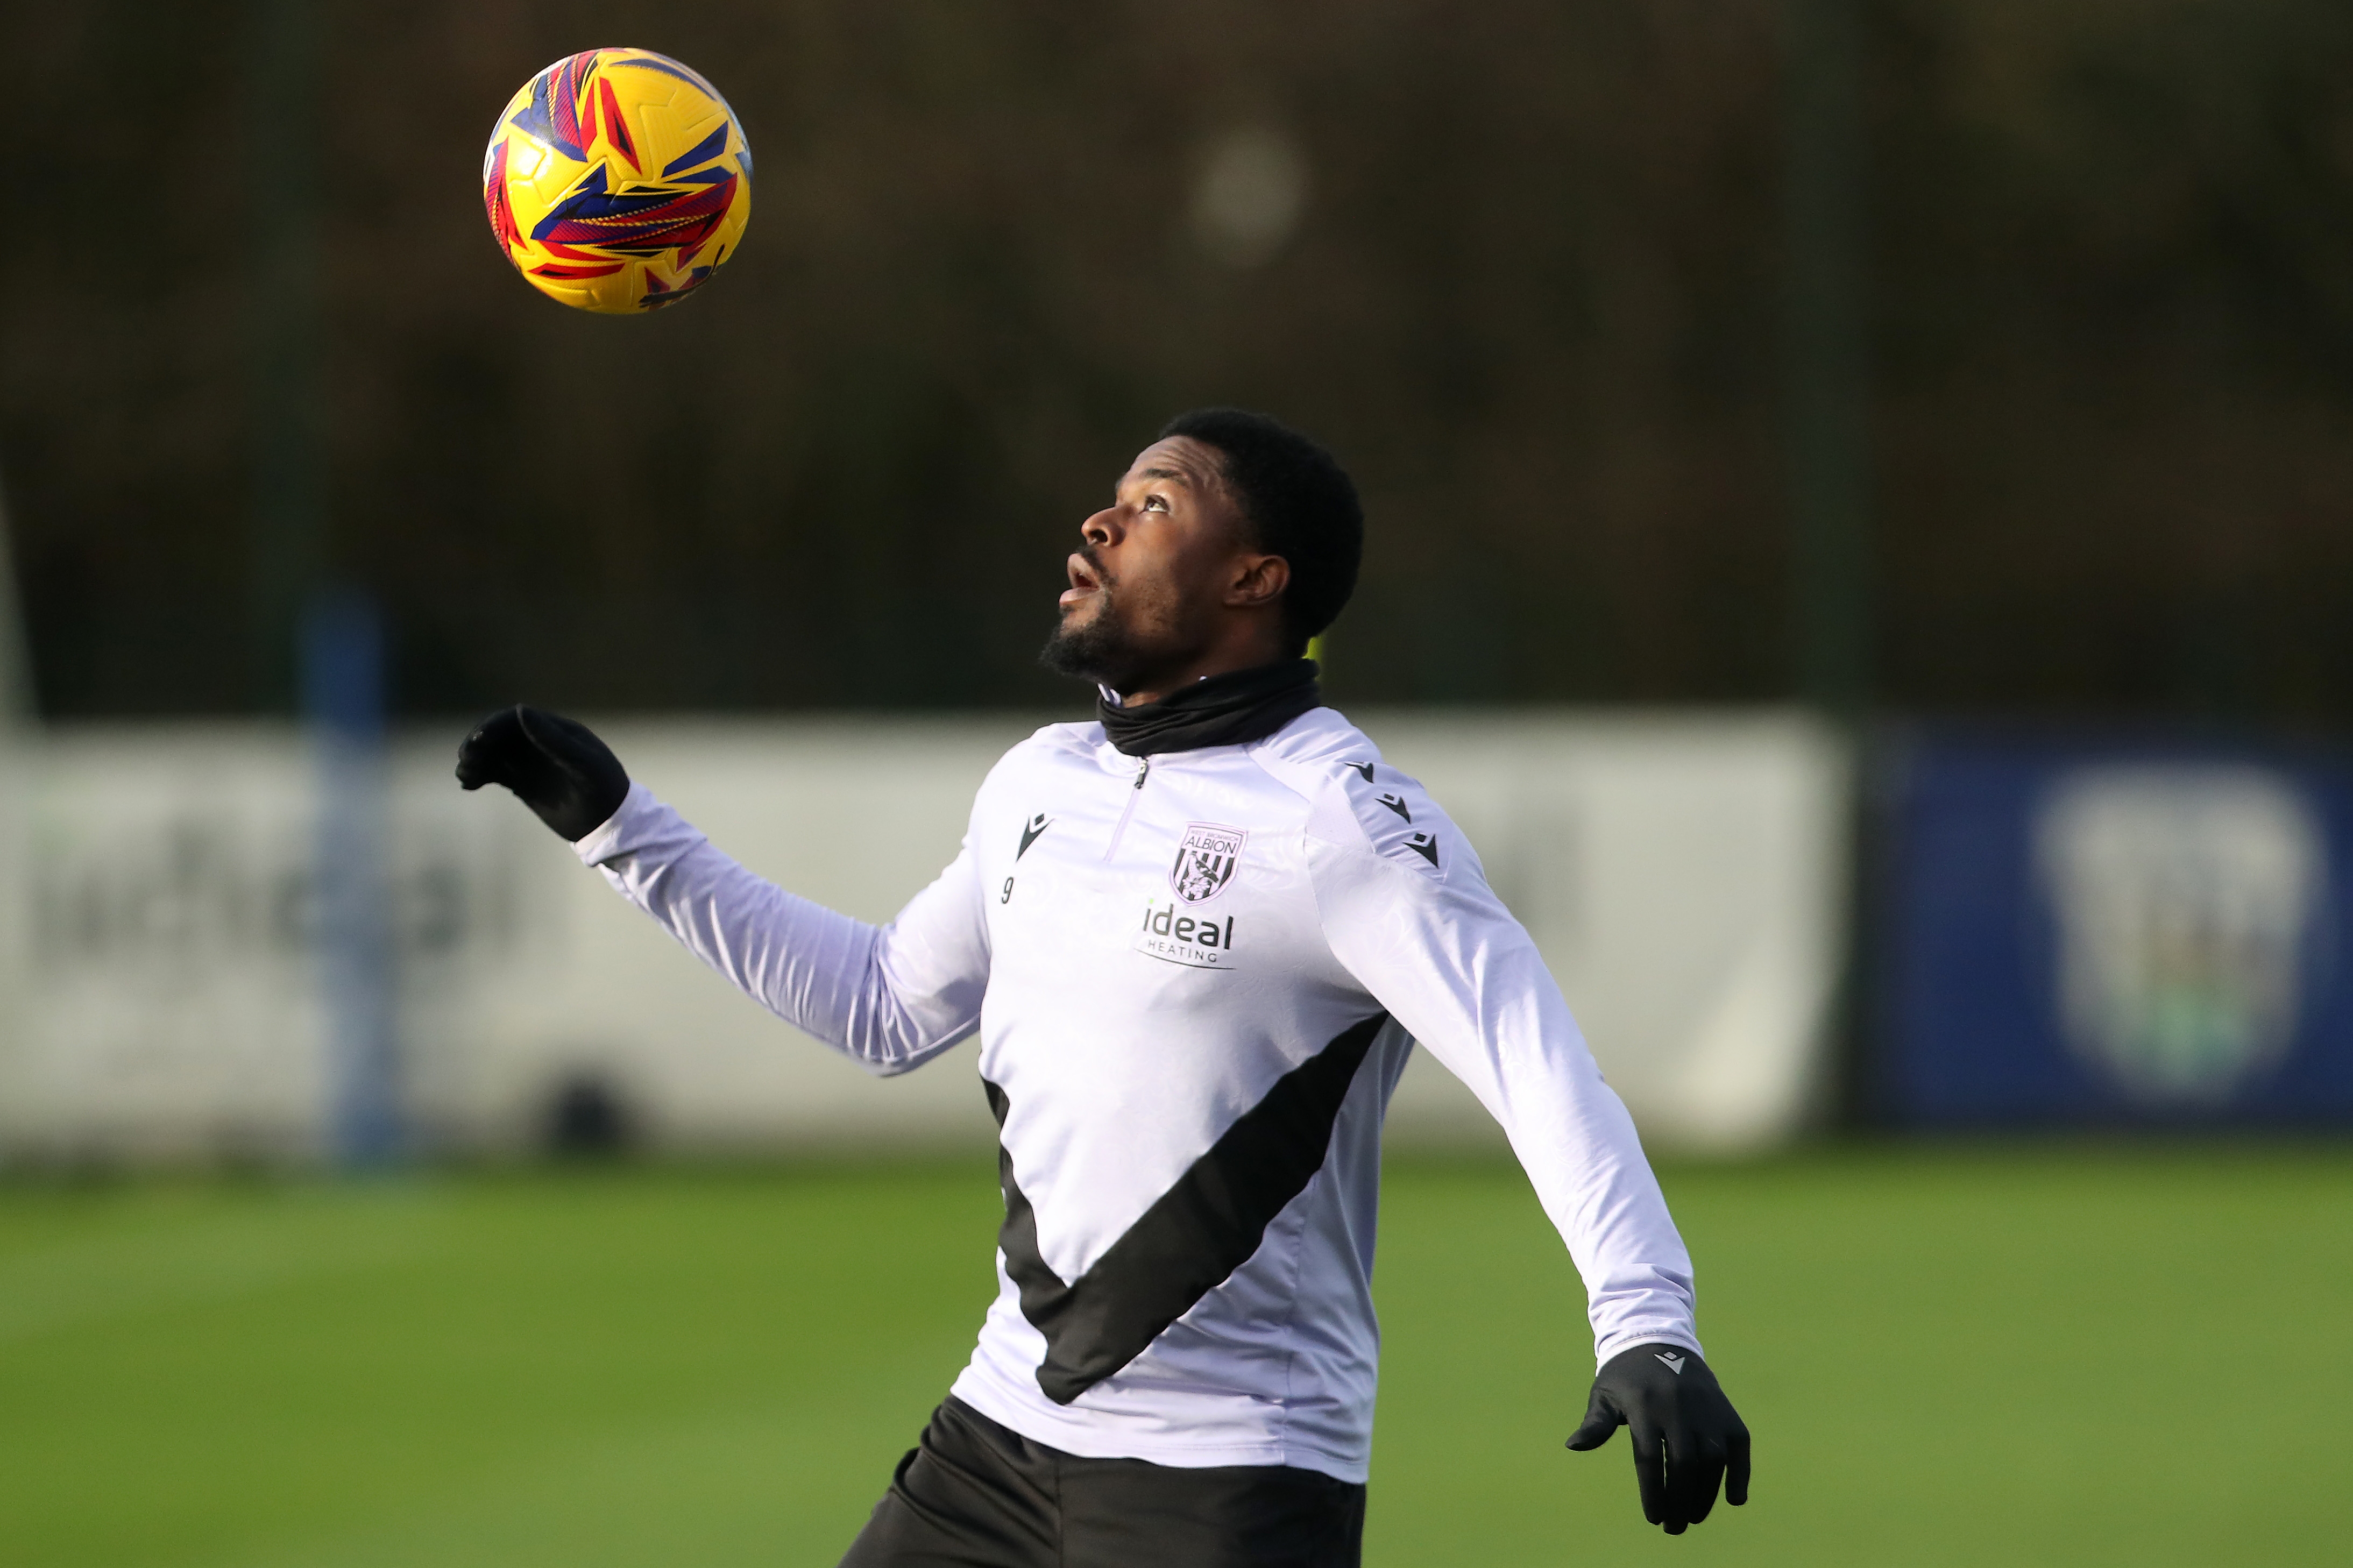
[1566,1343,1750,1534]
[455,705,630,842]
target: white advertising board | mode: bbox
[0,711,1845,1163]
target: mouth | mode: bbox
[1059,551,1105,611]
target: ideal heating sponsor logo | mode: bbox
[1133,898,1240,969]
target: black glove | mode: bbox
[455,705,630,842]
[1566,1343,1750,1534]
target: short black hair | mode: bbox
[1159,408,1363,655]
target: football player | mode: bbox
[458,408,1749,1566]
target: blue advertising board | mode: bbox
[1879,730,2353,1126]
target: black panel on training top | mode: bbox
[984,1012,1388,1406]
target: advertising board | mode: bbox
[0,711,1846,1161]
[1879,732,2353,1125]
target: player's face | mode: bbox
[1042,437,1258,692]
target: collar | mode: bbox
[1095,658,1323,757]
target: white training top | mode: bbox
[574,704,1699,1482]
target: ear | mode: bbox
[1226,552,1291,611]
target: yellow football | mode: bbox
[482,48,752,314]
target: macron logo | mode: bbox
[1655,1352,1686,1375]
[1017,813,1051,860]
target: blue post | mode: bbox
[302,591,399,1167]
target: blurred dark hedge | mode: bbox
[3,0,2351,720]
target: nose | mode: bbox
[1082,506,1120,547]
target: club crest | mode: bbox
[1170,821,1247,904]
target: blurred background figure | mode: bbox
[0,2,2348,1565]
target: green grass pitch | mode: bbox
[1,1144,2346,1566]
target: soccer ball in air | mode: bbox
[483,48,752,314]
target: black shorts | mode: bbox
[838,1397,1366,1568]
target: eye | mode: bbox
[1142,493,1170,514]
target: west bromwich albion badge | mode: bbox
[1170,822,1246,904]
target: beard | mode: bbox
[1038,593,1149,688]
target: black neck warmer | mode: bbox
[1096,658,1323,757]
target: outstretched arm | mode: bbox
[1302,762,1748,1533]
[458,707,988,1075]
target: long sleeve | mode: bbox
[572,782,990,1075]
[1301,772,1700,1365]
